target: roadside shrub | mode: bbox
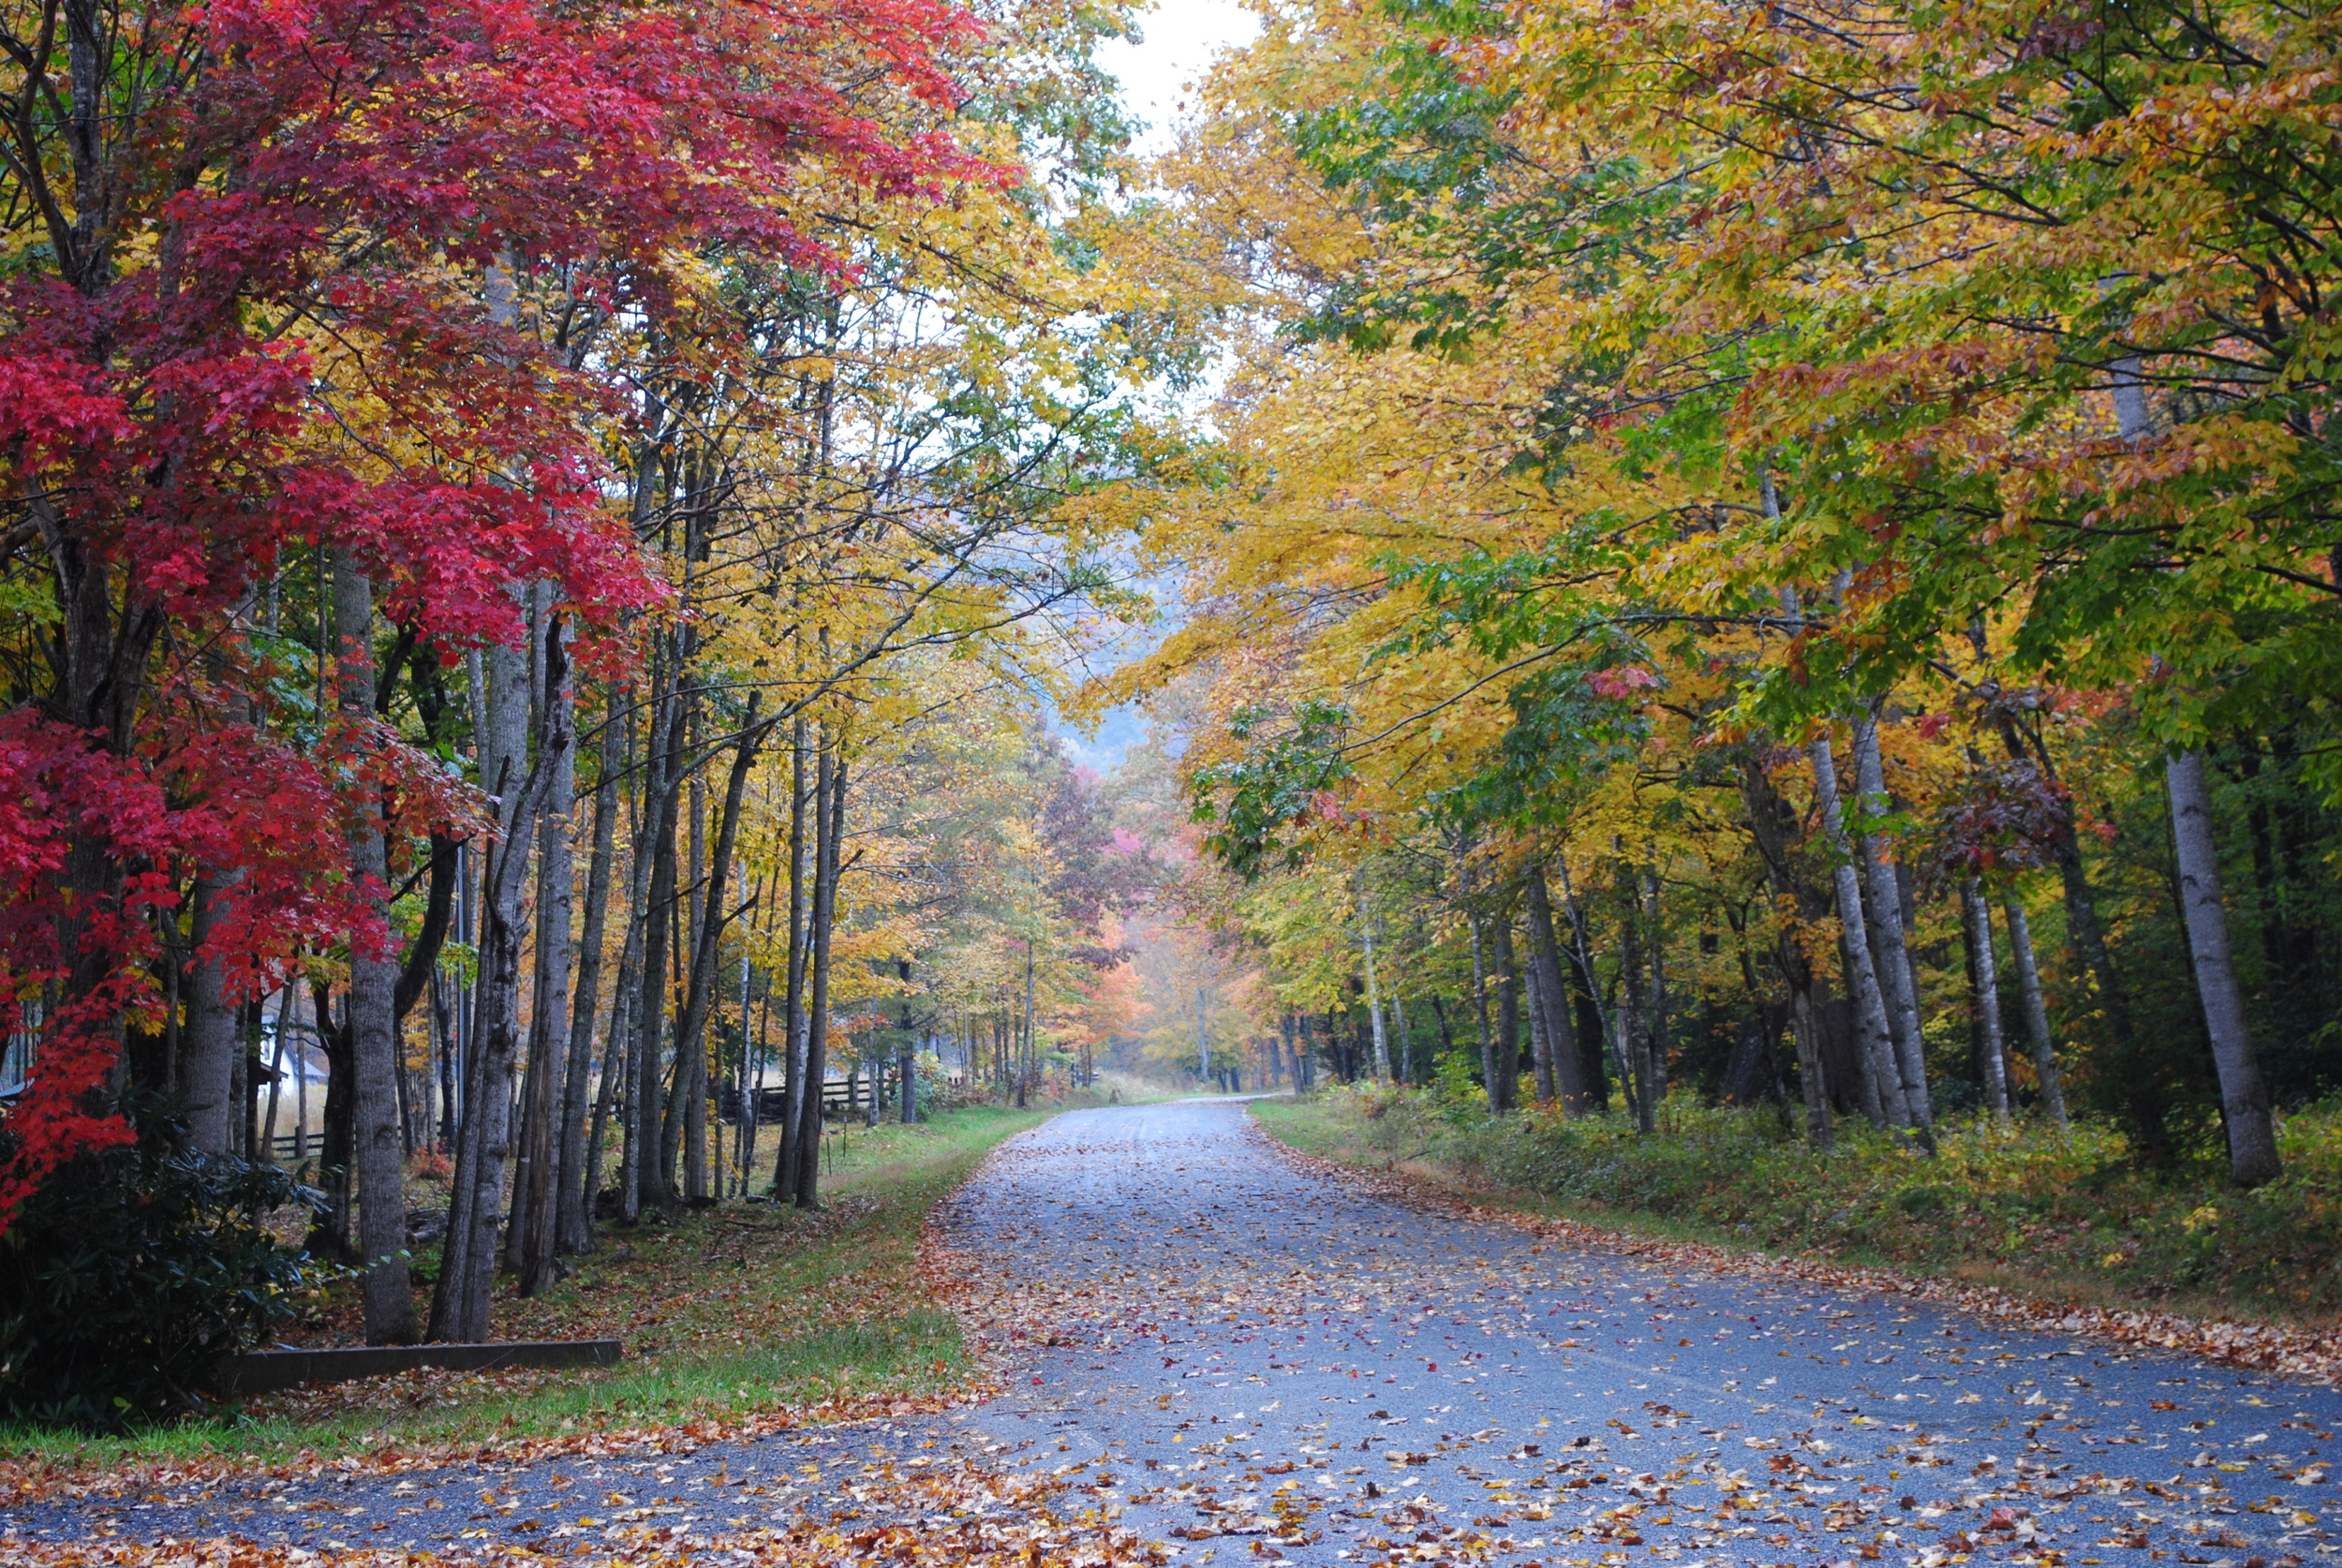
[0,1123,326,1429]
[1295,1085,2342,1322]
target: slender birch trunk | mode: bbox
[666,705,764,1200]
[2001,893,2068,1127]
[1359,902,1392,1084]
[631,676,682,1210]
[1639,865,1669,1109]
[1524,866,1584,1110]
[2166,750,2281,1186]
[1388,988,1410,1086]
[1852,711,1934,1146]
[1963,880,2012,1124]
[677,759,707,1201]
[1194,984,1211,1083]
[610,730,655,1226]
[1613,865,1655,1133]
[1809,729,1915,1135]
[1468,910,1497,1116]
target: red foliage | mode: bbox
[0,0,999,1226]
[1915,758,2075,894]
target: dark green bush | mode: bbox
[0,1122,325,1429]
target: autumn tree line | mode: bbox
[0,0,1173,1399]
[1104,0,2341,1190]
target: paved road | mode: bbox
[10,1099,2340,1566]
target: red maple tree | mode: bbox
[0,0,999,1225]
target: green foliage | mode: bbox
[1188,700,1355,880]
[1267,1089,2342,1323]
[0,1126,325,1430]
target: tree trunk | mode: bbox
[1468,911,1497,1115]
[899,963,918,1125]
[1808,731,1916,1136]
[430,611,568,1340]
[1639,865,1669,1108]
[1016,949,1034,1107]
[335,555,417,1342]
[1388,989,1411,1086]
[631,678,683,1211]
[2166,749,2281,1186]
[1737,755,1833,1148]
[666,703,764,1205]
[1994,715,2136,1058]
[1359,907,1392,1083]
[1613,866,1655,1133]
[581,988,628,1235]
[180,870,245,1155]
[1491,915,1521,1112]
[610,730,655,1226]
[1549,856,1618,1116]
[775,720,812,1195]
[556,693,621,1252]
[511,604,575,1295]
[306,983,355,1258]
[677,761,708,1202]
[2001,893,2068,1127]
[793,744,844,1209]
[1963,880,2012,1124]
[1852,712,1934,1146]
[1524,866,1585,1111]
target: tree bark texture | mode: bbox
[429,609,568,1340]
[180,870,244,1155]
[334,555,417,1343]
[1963,880,2012,1124]
[1808,732,1917,1137]
[2165,750,2281,1186]
[1524,866,1585,1110]
[511,604,575,1295]
[1359,907,1391,1083]
[2001,895,2068,1127]
[793,745,844,1209]
[1490,915,1521,1113]
[774,720,812,1195]
[556,693,622,1252]
[1852,713,1934,1145]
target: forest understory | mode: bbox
[1253,1091,2342,1371]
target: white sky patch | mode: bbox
[1062,3,1262,770]
[1096,0,1262,161]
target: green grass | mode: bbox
[1254,1087,2342,1328]
[0,1102,1051,1474]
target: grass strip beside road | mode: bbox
[0,1102,1051,1479]
[1252,1088,2342,1351]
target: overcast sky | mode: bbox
[1054,1,1262,774]
[1093,0,1262,160]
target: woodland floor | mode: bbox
[5,1097,2340,1568]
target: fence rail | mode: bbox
[254,1077,887,1161]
